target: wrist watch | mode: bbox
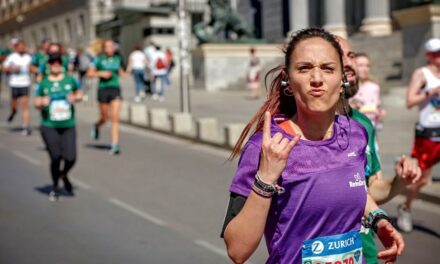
[363,208,391,234]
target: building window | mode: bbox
[65,18,72,42]
[31,30,37,47]
[143,27,175,37]
[42,26,47,40]
[78,14,86,36]
[53,23,59,41]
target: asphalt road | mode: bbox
[0,104,439,264]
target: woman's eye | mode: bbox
[322,67,334,73]
[298,66,310,72]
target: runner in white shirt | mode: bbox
[2,40,33,135]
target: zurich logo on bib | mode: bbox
[302,230,362,264]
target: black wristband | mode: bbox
[372,214,392,234]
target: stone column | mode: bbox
[289,0,308,33]
[323,0,347,38]
[360,0,392,36]
[394,4,440,83]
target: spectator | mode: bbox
[127,44,148,102]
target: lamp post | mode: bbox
[178,0,191,113]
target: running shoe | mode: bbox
[48,187,60,202]
[21,127,31,136]
[62,175,73,194]
[110,144,120,155]
[7,110,16,123]
[397,204,413,233]
[91,125,99,140]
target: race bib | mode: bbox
[427,111,440,123]
[302,230,362,264]
[49,99,71,121]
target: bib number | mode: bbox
[302,230,363,264]
[49,100,71,121]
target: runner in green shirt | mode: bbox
[34,53,83,201]
[87,39,128,155]
[337,36,422,264]
[35,43,71,81]
[30,38,50,79]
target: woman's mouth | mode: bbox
[309,89,325,97]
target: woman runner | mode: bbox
[222,28,404,264]
[87,39,127,155]
[34,53,83,201]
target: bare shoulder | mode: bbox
[411,67,425,80]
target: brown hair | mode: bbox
[229,28,344,160]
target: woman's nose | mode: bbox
[310,68,323,87]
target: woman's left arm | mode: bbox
[365,194,405,263]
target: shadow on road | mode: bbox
[7,126,39,133]
[412,224,440,239]
[35,184,75,198]
[84,143,111,151]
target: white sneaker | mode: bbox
[134,96,141,103]
[139,91,146,99]
[152,94,159,101]
[21,127,31,136]
[397,204,413,233]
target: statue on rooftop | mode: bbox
[193,0,260,44]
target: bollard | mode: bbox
[196,118,224,144]
[224,123,246,149]
[171,112,195,137]
[149,108,171,132]
[130,103,149,127]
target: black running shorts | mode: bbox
[97,87,122,103]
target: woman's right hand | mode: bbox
[42,96,50,107]
[258,111,300,184]
[99,71,112,79]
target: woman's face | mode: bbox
[287,37,343,115]
[104,41,115,56]
[49,61,62,75]
[48,45,60,54]
[427,52,440,67]
[355,56,370,81]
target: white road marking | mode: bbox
[108,197,167,226]
[70,178,92,190]
[193,240,229,258]
[12,150,41,166]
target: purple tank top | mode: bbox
[229,115,368,264]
